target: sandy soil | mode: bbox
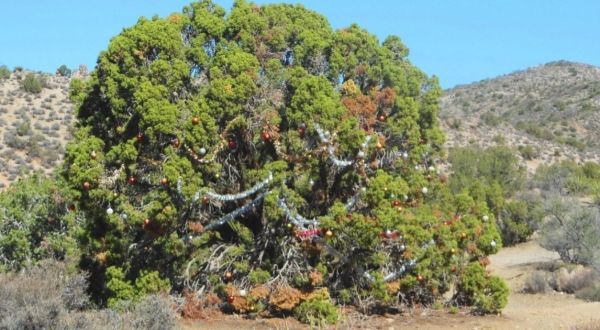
[183,239,600,329]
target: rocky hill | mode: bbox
[0,69,77,189]
[440,60,600,172]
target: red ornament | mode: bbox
[392,200,401,207]
[261,131,271,142]
[68,204,76,212]
[298,126,306,138]
[143,218,150,229]
[417,275,424,282]
[191,117,200,125]
[171,138,180,148]
[83,181,91,190]
[227,295,235,304]
[378,114,386,122]
[202,196,209,205]
[228,139,237,150]
[128,176,136,185]
[136,132,144,142]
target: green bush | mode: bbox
[20,73,46,93]
[294,291,339,325]
[57,64,72,77]
[0,65,10,80]
[455,262,509,314]
[518,145,538,160]
[0,174,77,271]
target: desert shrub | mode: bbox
[551,266,597,293]
[20,72,46,94]
[0,261,176,330]
[481,113,501,127]
[57,64,73,77]
[532,161,574,193]
[540,196,600,265]
[0,65,10,80]
[449,118,462,130]
[0,260,88,329]
[0,174,77,271]
[518,145,538,160]
[499,194,543,245]
[575,283,600,302]
[523,271,549,293]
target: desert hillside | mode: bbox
[440,60,600,171]
[0,70,76,189]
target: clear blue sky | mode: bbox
[1,0,599,88]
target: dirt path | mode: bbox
[182,240,600,329]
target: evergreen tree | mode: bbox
[63,0,506,318]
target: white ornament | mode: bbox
[482,215,489,222]
[120,213,128,220]
[189,235,193,241]
[428,166,435,172]
[402,152,409,159]
[421,187,428,194]
[239,289,247,297]
[415,165,421,170]
[361,187,367,192]
[309,179,315,186]
[490,240,497,248]
[403,194,408,201]
[357,151,365,159]
[385,229,392,237]
[106,207,114,215]
[199,147,206,155]
[400,244,406,251]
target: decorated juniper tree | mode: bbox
[63,0,507,319]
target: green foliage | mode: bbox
[57,64,72,77]
[61,0,505,316]
[0,174,76,271]
[449,146,536,245]
[0,65,10,80]
[293,291,339,325]
[456,262,508,314]
[248,269,270,285]
[20,73,46,93]
[106,267,170,307]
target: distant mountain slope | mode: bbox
[440,61,600,171]
[0,69,77,189]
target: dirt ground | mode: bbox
[182,239,600,329]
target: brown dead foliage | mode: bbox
[309,271,324,287]
[250,285,270,300]
[181,290,221,320]
[269,286,302,312]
